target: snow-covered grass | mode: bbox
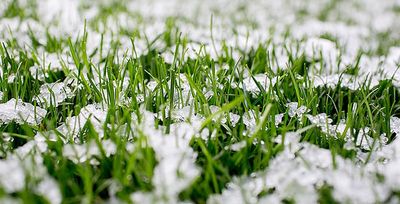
[0,0,400,203]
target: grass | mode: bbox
[0,1,400,203]
[3,34,399,202]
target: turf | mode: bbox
[0,0,400,203]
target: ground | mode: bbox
[0,0,400,203]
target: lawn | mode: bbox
[0,0,400,203]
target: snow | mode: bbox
[63,139,116,164]
[0,158,25,193]
[209,140,391,204]
[37,176,62,204]
[56,103,108,141]
[226,141,247,152]
[0,98,47,126]
[286,102,309,118]
[35,81,74,107]
[242,74,276,96]
[0,0,400,202]
[131,110,200,203]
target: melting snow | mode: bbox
[57,103,108,141]
[131,110,200,203]
[63,139,116,164]
[37,176,62,204]
[0,99,47,126]
[0,158,26,193]
[286,102,309,118]
[35,81,74,107]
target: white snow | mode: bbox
[0,99,47,125]
[56,103,108,141]
[35,81,74,107]
[0,158,26,193]
[63,139,116,164]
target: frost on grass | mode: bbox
[0,99,47,126]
